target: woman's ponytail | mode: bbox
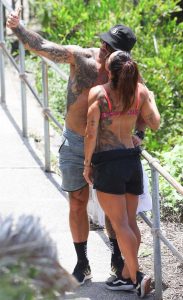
[109,51,139,112]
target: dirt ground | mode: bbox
[137,219,183,300]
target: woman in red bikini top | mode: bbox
[87,52,142,152]
[97,84,140,152]
[83,51,160,296]
[84,50,160,157]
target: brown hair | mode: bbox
[108,51,139,112]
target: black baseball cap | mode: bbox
[100,24,136,52]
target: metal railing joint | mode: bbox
[151,228,161,236]
[19,72,27,80]
[42,107,51,117]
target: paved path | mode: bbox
[0,64,154,299]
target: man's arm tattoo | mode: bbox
[13,25,71,63]
[67,55,98,108]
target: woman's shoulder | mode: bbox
[89,84,105,95]
[88,85,105,101]
[88,85,104,107]
[88,85,111,112]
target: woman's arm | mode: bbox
[83,90,100,184]
[133,89,156,145]
[140,87,160,131]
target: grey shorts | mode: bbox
[58,126,87,192]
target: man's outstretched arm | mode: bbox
[6,11,79,64]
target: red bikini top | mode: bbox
[100,86,140,120]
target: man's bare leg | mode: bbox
[69,185,92,284]
[69,185,89,242]
[105,215,124,276]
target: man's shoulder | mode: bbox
[87,47,100,52]
[85,47,100,57]
[138,83,149,98]
[69,46,98,55]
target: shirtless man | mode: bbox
[7,12,145,284]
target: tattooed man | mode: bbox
[7,12,146,285]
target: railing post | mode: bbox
[42,60,51,172]
[19,41,27,137]
[0,0,6,105]
[151,166,163,300]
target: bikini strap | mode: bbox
[102,85,139,112]
[101,86,112,112]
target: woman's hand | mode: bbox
[83,166,93,185]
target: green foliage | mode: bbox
[159,138,183,221]
[0,267,37,300]
[30,0,183,151]
[0,262,65,300]
[27,0,183,220]
[25,55,68,126]
[125,0,183,152]
[30,0,129,46]
[0,215,77,300]
[46,66,68,125]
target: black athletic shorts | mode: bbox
[91,147,143,195]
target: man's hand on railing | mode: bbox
[6,6,22,29]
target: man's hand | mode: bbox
[6,7,21,29]
[132,134,143,147]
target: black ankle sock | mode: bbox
[109,238,121,262]
[74,241,88,265]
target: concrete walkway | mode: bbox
[0,65,154,299]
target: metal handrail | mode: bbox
[42,57,68,81]
[1,2,183,300]
[139,212,183,263]
[142,149,183,196]
[1,0,12,12]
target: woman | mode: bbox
[83,51,160,298]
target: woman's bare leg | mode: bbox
[97,190,138,283]
[122,193,140,278]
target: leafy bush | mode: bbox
[29,0,183,151]
[25,55,69,126]
[159,138,183,221]
[26,0,183,219]
[0,215,77,300]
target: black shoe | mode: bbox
[72,262,92,285]
[110,256,124,277]
[135,271,151,298]
[106,275,134,291]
